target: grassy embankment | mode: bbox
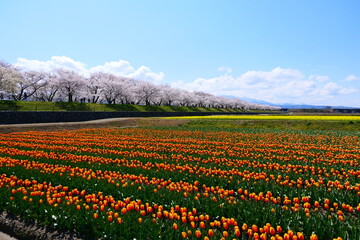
[0,100,258,113]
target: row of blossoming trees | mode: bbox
[0,62,280,110]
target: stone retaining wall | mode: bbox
[0,111,268,124]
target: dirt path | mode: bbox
[0,232,16,240]
[0,117,189,133]
[0,117,139,134]
[0,210,83,240]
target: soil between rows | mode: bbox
[0,210,83,240]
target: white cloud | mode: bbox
[343,74,360,81]
[89,60,134,75]
[13,56,164,82]
[15,56,88,73]
[309,75,329,82]
[173,67,358,106]
[127,66,165,83]
[217,66,232,73]
[15,58,52,72]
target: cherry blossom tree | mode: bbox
[55,69,84,102]
[35,72,60,102]
[87,72,109,103]
[192,91,214,107]
[116,78,137,105]
[176,90,191,107]
[159,85,180,106]
[0,66,20,100]
[99,74,132,104]
[9,70,48,101]
[0,60,12,69]
[101,78,120,104]
[134,81,160,105]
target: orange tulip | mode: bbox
[309,234,318,240]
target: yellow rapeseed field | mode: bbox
[165,115,360,121]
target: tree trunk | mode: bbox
[68,93,73,102]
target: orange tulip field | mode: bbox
[0,126,359,239]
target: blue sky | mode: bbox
[1,0,360,107]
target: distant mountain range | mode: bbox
[239,97,359,109]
